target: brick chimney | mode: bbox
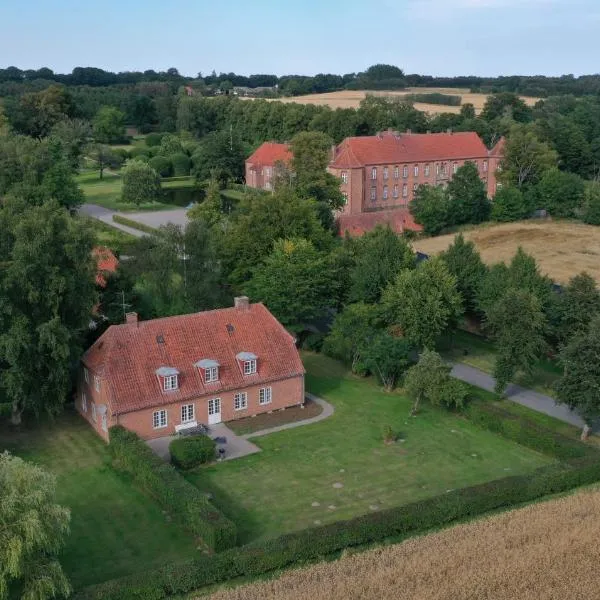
[125,312,138,325]
[234,296,250,310]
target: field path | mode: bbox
[451,363,585,428]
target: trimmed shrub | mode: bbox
[108,426,236,551]
[170,435,216,469]
[75,456,600,600]
[148,155,172,178]
[170,152,192,177]
[128,146,150,160]
[145,132,165,147]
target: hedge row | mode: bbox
[169,435,216,469]
[465,401,598,462]
[108,426,236,551]
[112,215,156,235]
[75,456,600,600]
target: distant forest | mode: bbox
[2,63,600,97]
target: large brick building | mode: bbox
[245,142,292,191]
[77,298,305,441]
[329,129,504,235]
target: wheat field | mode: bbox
[412,220,600,284]
[205,488,600,600]
[263,88,539,115]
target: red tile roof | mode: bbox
[246,142,292,168]
[93,246,118,288]
[83,303,304,415]
[337,208,422,237]
[330,130,490,169]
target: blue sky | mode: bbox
[1,0,598,77]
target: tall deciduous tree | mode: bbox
[446,162,490,225]
[363,332,413,391]
[440,234,487,313]
[245,238,335,335]
[537,168,585,218]
[348,225,415,304]
[410,184,449,235]
[191,130,245,185]
[120,159,162,206]
[383,257,463,349]
[491,186,530,222]
[485,288,546,394]
[0,200,96,424]
[404,349,467,414]
[87,143,123,180]
[582,181,600,225]
[323,302,380,373]
[498,124,557,188]
[92,106,125,144]
[556,317,600,439]
[0,452,71,600]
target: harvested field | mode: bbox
[412,220,600,284]
[261,87,539,115]
[206,487,600,600]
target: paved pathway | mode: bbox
[451,363,585,429]
[80,203,189,237]
[147,394,335,462]
[243,394,334,439]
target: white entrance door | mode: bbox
[208,398,222,425]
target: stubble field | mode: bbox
[206,488,600,600]
[412,220,600,284]
[265,87,539,115]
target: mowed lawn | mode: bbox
[0,411,198,589]
[186,353,552,544]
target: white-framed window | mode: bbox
[341,171,348,184]
[234,392,248,411]
[370,187,376,201]
[181,404,195,423]
[101,413,108,432]
[82,392,87,413]
[383,185,388,200]
[424,164,430,177]
[402,165,408,178]
[94,376,101,392]
[153,409,167,429]
[342,192,348,205]
[483,160,488,172]
[259,387,272,405]
[91,403,97,423]
[205,366,219,383]
[84,367,89,384]
[243,359,257,375]
[414,165,419,177]
[393,184,399,198]
[264,181,272,190]
[394,166,399,179]
[453,162,458,174]
[413,183,418,191]
[440,163,446,174]
[371,167,377,180]
[383,166,388,180]
[163,374,178,391]
[402,184,408,198]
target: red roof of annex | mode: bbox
[330,130,493,169]
[82,303,305,415]
[246,142,292,167]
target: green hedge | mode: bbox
[108,426,236,551]
[465,401,598,462]
[404,92,462,106]
[75,454,600,600]
[112,215,156,235]
[170,435,216,469]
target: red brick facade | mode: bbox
[77,299,305,441]
[245,142,292,191]
[329,130,504,235]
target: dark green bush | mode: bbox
[108,426,236,551]
[148,155,172,177]
[170,152,191,176]
[146,132,165,147]
[404,92,462,106]
[128,146,150,160]
[170,435,216,469]
[75,451,600,600]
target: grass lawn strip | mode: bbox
[186,353,552,544]
[0,411,198,588]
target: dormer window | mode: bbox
[194,359,220,383]
[155,366,179,392]
[236,352,258,375]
